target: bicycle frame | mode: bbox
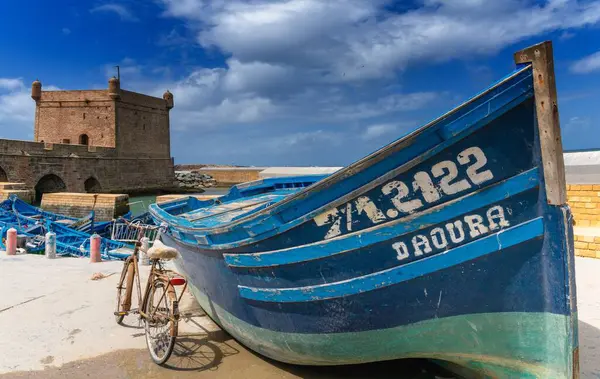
[121,241,186,326]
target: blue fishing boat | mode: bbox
[2,195,127,236]
[149,41,578,378]
[45,220,132,259]
[0,201,132,259]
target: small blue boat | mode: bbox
[0,218,132,259]
[45,220,132,260]
[149,41,578,378]
[0,198,132,259]
[2,195,127,236]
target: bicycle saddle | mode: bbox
[147,240,179,260]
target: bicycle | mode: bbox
[114,223,187,365]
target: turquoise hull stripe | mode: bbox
[238,217,544,302]
[225,168,540,268]
[183,277,571,378]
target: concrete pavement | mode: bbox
[0,253,598,378]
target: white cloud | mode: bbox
[90,4,139,22]
[171,96,276,130]
[151,0,600,164]
[565,116,591,130]
[0,79,61,140]
[161,0,600,81]
[330,92,439,121]
[152,0,600,134]
[278,130,342,147]
[571,51,600,74]
[0,78,24,91]
[0,78,34,140]
[559,30,575,40]
[62,27,71,35]
[362,123,398,140]
[160,0,206,20]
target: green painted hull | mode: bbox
[184,276,575,378]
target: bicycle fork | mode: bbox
[121,260,136,312]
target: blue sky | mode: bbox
[1,0,600,166]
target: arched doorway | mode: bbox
[35,174,66,204]
[84,177,102,193]
[79,134,89,145]
[0,166,7,182]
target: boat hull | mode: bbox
[151,42,578,378]
[164,200,576,377]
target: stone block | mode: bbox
[41,192,129,221]
[0,189,33,203]
[0,182,27,190]
[581,235,595,243]
[575,248,596,258]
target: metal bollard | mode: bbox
[6,228,17,255]
[45,232,56,259]
[89,233,102,263]
[140,237,150,266]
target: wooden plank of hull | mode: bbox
[151,41,577,379]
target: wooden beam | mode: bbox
[514,41,567,205]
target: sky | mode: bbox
[0,0,600,166]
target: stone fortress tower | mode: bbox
[31,77,173,159]
[0,77,177,202]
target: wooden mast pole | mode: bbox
[514,41,567,205]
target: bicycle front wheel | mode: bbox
[143,279,177,365]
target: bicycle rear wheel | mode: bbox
[143,279,178,365]
[114,257,134,324]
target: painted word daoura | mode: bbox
[392,205,510,261]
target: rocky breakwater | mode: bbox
[175,171,217,191]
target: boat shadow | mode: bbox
[162,292,456,377]
[253,354,456,379]
[160,310,241,372]
[162,311,455,378]
[161,333,240,372]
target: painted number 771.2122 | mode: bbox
[315,146,494,239]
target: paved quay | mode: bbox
[0,253,598,378]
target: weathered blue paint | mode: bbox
[238,217,544,302]
[149,42,578,378]
[2,194,114,235]
[224,167,539,268]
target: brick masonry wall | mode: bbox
[41,193,129,220]
[197,169,262,185]
[0,190,33,203]
[0,139,117,157]
[33,87,172,160]
[574,235,600,259]
[0,149,174,194]
[34,90,116,147]
[115,90,170,159]
[567,184,600,259]
[566,184,600,227]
